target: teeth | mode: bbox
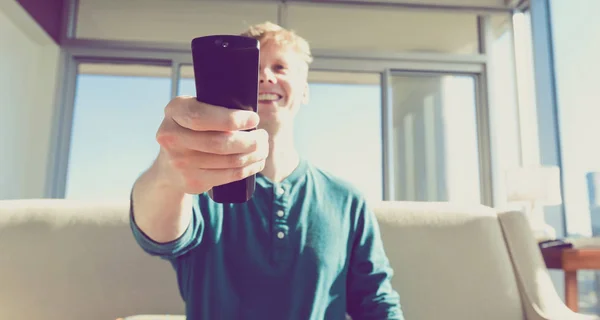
[258,93,280,101]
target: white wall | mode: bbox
[0,0,60,199]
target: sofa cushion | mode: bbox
[372,201,525,320]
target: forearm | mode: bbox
[347,201,404,319]
[347,262,403,319]
[131,159,193,244]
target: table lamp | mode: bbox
[505,166,562,241]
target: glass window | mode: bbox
[545,0,600,313]
[295,71,383,202]
[65,63,172,200]
[286,3,480,54]
[550,0,600,237]
[390,72,481,203]
[76,0,279,43]
[179,68,383,202]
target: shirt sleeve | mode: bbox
[346,200,404,320]
[129,193,204,260]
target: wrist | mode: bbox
[144,151,186,196]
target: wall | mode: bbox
[0,0,60,199]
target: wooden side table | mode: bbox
[541,246,600,312]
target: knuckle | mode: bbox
[156,120,178,148]
[228,155,245,168]
[226,112,241,130]
[207,133,227,154]
[245,132,260,153]
[220,132,237,154]
[165,96,184,115]
[259,147,269,160]
[247,141,259,153]
[156,132,176,149]
[231,167,248,181]
[163,102,174,116]
[169,157,187,170]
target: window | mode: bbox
[544,0,600,313]
[65,63,172,200]
[296,71,383,202]
[389,72,481,203]
[549,0,600,237]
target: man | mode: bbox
[130,21,403,320]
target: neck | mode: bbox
[260,127,299,183]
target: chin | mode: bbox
[258,101,280,110]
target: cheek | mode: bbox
[287,80,306,100]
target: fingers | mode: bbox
[168,142,269,170]
[153,96,267,194]
[158,120,268,155]
[181,160,266,192]
[166,96,259,132]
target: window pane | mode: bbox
[65,63,172,200]
[287,4,480,54]
[550,0,600,236]
[391,73,481,203]
[179,65,195,95]
[295,71,383,202]
[179,69,383,202]
[548,0,600,313]
[76,0,279,43]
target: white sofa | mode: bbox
[0,199,596,320]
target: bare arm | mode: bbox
[131,155,193,243]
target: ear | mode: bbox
[301,82,310,105]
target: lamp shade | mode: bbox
[505,166,562,205]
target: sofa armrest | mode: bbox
[498,210,600,320]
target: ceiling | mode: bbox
[163,0,511,8]
[75,0,511,54]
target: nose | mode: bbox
[259,67,276,84]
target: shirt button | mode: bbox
[276,210,284,217]
[277,231,285,239]
[276,187,285,196]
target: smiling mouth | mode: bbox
[258,93,282,102]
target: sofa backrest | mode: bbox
[1,199,528,320]
[0,199,184,320]
[372,201,526,320]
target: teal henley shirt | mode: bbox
[131,158,403,320]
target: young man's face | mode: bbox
[256,39,309,130]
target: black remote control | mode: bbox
[191,35,260,203]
